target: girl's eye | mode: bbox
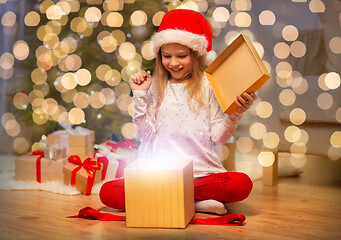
[163,55,170,59]
[178,55,187,59]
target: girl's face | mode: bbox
[160,43,193,82]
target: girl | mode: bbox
[100,9,257,215]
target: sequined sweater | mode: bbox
[132,78,241,178]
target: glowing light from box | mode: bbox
[330,132,341,148]
[68,108,85,124]
[282,25,298,41]
[106,12,123,27]
[309,0,325,13]
[1,11,16,26]
[121,122,136,139]
[317,92,333,110]
[325,72,340,90]
[213,7,230,22]
[236,136,253,153]
[284,125,301,143]
[0,52,14,69]
[279,89,296,106]
[235,12,251,27]
[13,40,29,60]
[336,108,341,124]
[249,122,267,140]
[13,137,30,154]
[119,42,136,60]
[329,37,341,54]
[289,108,306,125]
[256,101,273,119]
[327,146,341,161]
[274,42,290,59]
[292,76,308,94]
[258,151,275,167]
[290,154,307,168]
[262,132,280,149]
[259,10,276,25]
[85,7,102,22]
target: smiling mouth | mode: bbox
[170,68,183,72]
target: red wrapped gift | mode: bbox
[63,155,102,195]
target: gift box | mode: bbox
[124,159,195,228]
[63,155,102,195]
[205,34,270,114]
[44,145,67,160]
[15,151,66,183]
[47,128,95,157]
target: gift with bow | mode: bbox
[15,150,67,183]
[47,123,95,157]
[63,155,102,195]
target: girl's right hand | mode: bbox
[129,70,152,91]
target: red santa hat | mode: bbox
[151,9,217,66]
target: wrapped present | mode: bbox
[99,140,137,166]
[124,159,195,228]
[44,144,67,160]
[47,123,95,157]
[94,144,132,181]
[63,155,102,195]
[205,34,270,114]
[15,151,66,183]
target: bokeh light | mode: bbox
[263,132,280,149]
[317,92,333,110]
[289,108,306,125]
[259,10,276,25]
[249,122,267,140]
[258,151,275,167]
[236,136,253,153]
[282,25,298,41]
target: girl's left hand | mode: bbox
[234,92,257,114]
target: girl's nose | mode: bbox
[170,58,179,67]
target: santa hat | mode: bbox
[151,9,217,66]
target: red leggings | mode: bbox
[99,172,253,210]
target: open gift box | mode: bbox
[205,34,270,114]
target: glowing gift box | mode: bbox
[205,34,270,114]
[15,151,66,183]
[124,159,195,228]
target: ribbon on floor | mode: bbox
[67,207,245,226]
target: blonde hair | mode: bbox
[153,48,206,112]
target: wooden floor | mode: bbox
[0,155,340,240]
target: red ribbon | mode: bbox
[106,140,137,152]
[67,155,101,195]
[94,151,109,181]
[68,207,245,226]
[31,150,44,183]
